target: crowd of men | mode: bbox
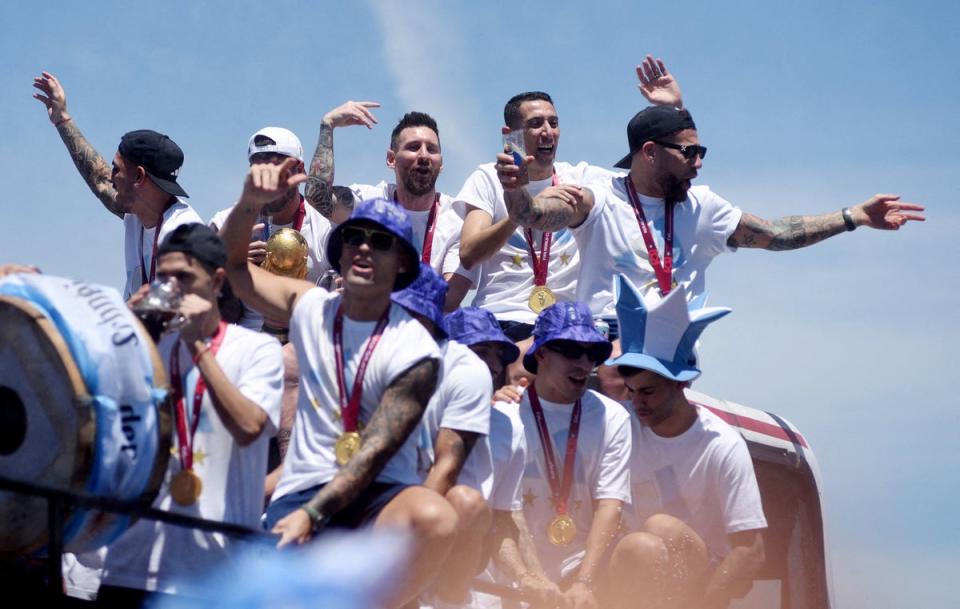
[12,56,923,609]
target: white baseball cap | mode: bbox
[247,127,303,162]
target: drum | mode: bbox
[0,274,171,556]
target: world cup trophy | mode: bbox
[261,228,309,280]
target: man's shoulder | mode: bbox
[694,405,752,455]
[584,389,631,424]
[208,204,235,230]
[350,181,391,201]
[222,323,283,364]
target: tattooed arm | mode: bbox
[496,151,593,231]
[424,428,478,496]
[305,100,380,220]
[729,194,926,250]
[33,72,120,217]
[273,356,440,547]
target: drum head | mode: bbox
[0,296,171,555]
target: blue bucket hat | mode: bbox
[605,274,730,382]
[326,198,420,290]
[391,263,448,338]
[445,307,520,366]
[523,302,612,373]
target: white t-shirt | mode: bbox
[351,182,478,285]
[272,288,441,500]
[455,162,622,324]
[100,324,283,594]
[624,405,767,559]
[515,389,631,580]
[123,199,203,299]
[486,402,528,512]
[417,340,493,491]
[209,197,334,330]
[574,178,743,317]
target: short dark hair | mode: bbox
[504,92,554,129]
[390,112,439,151]
[158,223,226,273]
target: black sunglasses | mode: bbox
[544,340,609,363]
[341,226,397,251]
[653,140,707,161]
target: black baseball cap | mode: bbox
[613,106,697,169]
[158,223,226,272]
[118,130,189,197]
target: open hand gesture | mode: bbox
[322,100,381,129]
[853,194,925,230]
[242,158,307,209]
[636,55,683,109]
[32,71,69,124]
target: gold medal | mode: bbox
[335,431,362,465]
[528,286,557,313]
[170,469,203,506]
[547,514,577,546]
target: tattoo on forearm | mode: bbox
[305,124,336,218]
[57,121,120,216]
[306,357,439,516]
[730,212,845,251]
[504,189,574,232]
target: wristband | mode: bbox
[841,207,857,232]
[301,505,328,532]
[54,117,72,128]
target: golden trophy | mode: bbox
[262,228,309,280]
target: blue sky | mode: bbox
[2,1,958,607]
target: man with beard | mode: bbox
[457,56,680,342]
[497,105,926,321]
[305,101,477,311]
[209,127,334,332]
[32,71,202,299]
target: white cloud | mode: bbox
[363,0,483,186]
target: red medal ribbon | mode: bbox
[521,171,560,287]
[139,211,165,286]
[333,305,391,432]
[523,229,553,287]
[624,177,675,296]
[528,385,581,516]
[171,320,228,471]
[395,191,440,264]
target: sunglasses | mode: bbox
[653,140,707,161]
[341,226,397,251]
[544,340,608,363]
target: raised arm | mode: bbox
[304,100,380,220]
[273,356,440,547]
[636,54,684,109]
[728,194,925,250]
[33,71,120,217]
[221,159,314,323]
[497,152,593,232]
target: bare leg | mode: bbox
[375,486,460,608]
[433,485,493,604]
[609,514,710,609]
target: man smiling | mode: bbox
[508,302,630,609]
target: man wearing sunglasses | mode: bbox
[457,56,682,347]
[221,162,458,608]
[505,302,631,609]
[305,101,477,311]
[498,103,925,329]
